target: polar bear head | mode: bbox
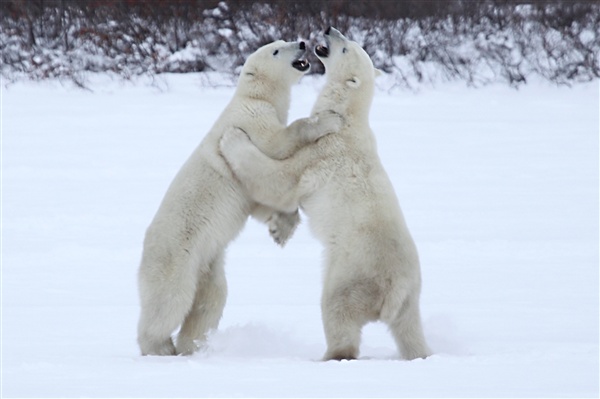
[314,28,381,117]
[236,40,310,121]
[238,40,309,94]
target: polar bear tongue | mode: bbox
[292,59,310,72]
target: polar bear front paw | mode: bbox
[220,127,252,166]
[311,110,344,141]
[268,210,300,247]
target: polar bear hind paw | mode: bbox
[175,338,202,356]
[139,336,177,356]
[323,347,358,361]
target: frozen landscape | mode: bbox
[2,73,598,397]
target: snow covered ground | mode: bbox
[2,74,598,398]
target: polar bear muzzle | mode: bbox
[291,41,310,72]
[315,27,339,58]
[316,26,348,59]
[315,45,329,58]
[292,59,310,72]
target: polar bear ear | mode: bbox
[374,68,384,77]
[346,76,361,88]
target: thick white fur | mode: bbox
[137,40,341,356]
[220,29,432,361]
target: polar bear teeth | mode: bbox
[292,59,310,71]
[315,45,329,58]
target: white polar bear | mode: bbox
[137,40,341,356]
[220,28,432,361]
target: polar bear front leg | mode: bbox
[267,210,300,246]
[287,110,343,144]
[220,128,301,213]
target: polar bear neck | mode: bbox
[236,73,292,124]
[312,79,374,122]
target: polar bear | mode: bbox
[137,40,341,356]
[220,28,432,361]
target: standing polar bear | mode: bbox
[137,40,341,356]
[220,28,432,361]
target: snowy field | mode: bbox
[2,74,598,398]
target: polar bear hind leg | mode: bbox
[385,294,431,360]
[137,250,201,356]
[321,277,381,360]
[176,251,227,355]
[321,305,363,361]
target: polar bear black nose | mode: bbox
[299,41,306,50]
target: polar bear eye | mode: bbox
[273,50,279,56]
[342,48,348,54]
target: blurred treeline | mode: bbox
[1,0,598,87]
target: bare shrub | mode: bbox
[1,0,598,88]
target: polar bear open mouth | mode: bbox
[315,45,329,58]
[292,59,310,72]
